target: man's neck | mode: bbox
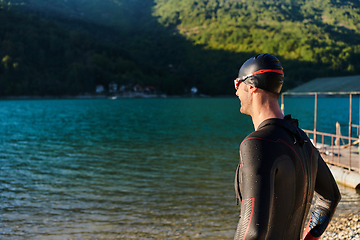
[251,100,284,130]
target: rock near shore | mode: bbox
[321,214,360,240]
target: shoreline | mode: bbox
[0,93,235,100]
[321,213,360,239]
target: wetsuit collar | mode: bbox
[257,115,306,146]
[257,115,296,129]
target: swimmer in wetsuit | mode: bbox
[233,54,341,240]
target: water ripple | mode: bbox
[0,98,358,239]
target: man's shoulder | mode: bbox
[239,118,307,151]
[242,121,286,142]
[240,128,282,152]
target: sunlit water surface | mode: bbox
[0,97,359,239]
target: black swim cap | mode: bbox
[238,54,284,94]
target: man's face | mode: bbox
[235,81,251,115]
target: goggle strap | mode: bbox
[251,69,284,76]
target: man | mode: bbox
[233,53,341,240]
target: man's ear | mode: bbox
[249,86,258,94]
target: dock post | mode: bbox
[314,93,318,146]
[349,93,352,169]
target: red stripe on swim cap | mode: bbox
[252,69,284,76]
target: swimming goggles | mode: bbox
[234,69,284,90]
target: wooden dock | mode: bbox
[317,144,360,189]
[319,145,360,173]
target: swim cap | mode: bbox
[238,54,284,94]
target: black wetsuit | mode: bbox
[234,115,341,240]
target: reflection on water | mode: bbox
[0,98,359,239]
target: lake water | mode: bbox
[0,97,359,240]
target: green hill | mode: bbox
[1,0,360,96]
[153,0,360,73]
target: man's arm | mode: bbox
[234,159,272,240]
[303,155,341,240]
[234,137,292,240]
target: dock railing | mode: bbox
[281,92,360,173]
[303,129,360,172]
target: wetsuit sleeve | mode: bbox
[234,140,278,240]
[234,163,270,239]
[303,154,341,240]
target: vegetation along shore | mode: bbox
[1,0,360,97]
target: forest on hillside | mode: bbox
[1,0,360,96]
